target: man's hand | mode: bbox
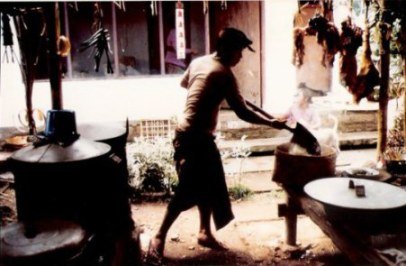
[269,119,287,130]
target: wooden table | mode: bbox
[278,183,406,265]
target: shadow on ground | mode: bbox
[142,247,351,266]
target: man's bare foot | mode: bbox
[146,237,165,264]
[197,234,228,251]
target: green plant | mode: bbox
[228,184,253,201]
[126,137,178,195]
[385,123,405,161]
[220,135,253,200]
[385,102,405,161]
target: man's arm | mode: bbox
[224,76,286,130]
[180,67,190,88]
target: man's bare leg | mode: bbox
[149,208,181,257]
[197,205,228,250]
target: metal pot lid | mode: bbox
[0,219,87,259]
[304,177,406,210]
[77,122,126,142]
[10,138,111,163]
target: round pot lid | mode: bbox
[342,167,379,179]
[304,177,406,210]
[10,138,110,163]
[0,219,87,259]
[77,122,126,143]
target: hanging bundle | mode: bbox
[79,3,113,73]
[292,27,306,67]
[349,0,380,104]
[307,14,340,67]
[292,13,340,68]
[291,3,309,67]
[150,1,157,16]
[113,1,126,12]
[339,17,363,88]
[221,0,227,11]
[12,7,46,135]
[203,1,209,14]
[79,28,113,73]
[1,12,18,63]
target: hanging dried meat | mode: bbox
[292,27,306,67]
[292,14,340,68]
[339,17,363,88]
[307,14,341,67]
[349,2,380,104]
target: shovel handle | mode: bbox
[245,100,293,132]
[245,100,274,120]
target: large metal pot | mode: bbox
[272,143,337,186]
[8,112,132,235]
[8,140,129,233]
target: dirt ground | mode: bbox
[132,192,351,266]
[0,181,351,266]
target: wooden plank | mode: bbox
[283,186,396,265]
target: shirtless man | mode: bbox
[148,27,286,262]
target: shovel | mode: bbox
[245,100,321,155]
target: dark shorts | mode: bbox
[167,130,234,230]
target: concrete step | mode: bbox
[217,131,377,154]
[217,104,378,141]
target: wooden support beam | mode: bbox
[44,2,63,110]
[282,185,397,265]
[300,196,395,265]
[277,203,304,217]
[377,0,390,160]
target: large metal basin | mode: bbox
[304,177,406,234]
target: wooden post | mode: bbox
[285,194,297,246]
[377,0,390,160]
[403,16,406,148]
[44,2,63,110]
[111,2,119,77]
[404,59,406,147]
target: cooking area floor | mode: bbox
[1,147,402,265]
[131,147,378,265]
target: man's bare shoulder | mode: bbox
[191,54,224,72]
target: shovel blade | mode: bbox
[290,123,321,155]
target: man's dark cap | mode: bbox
[217,27,255,52]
